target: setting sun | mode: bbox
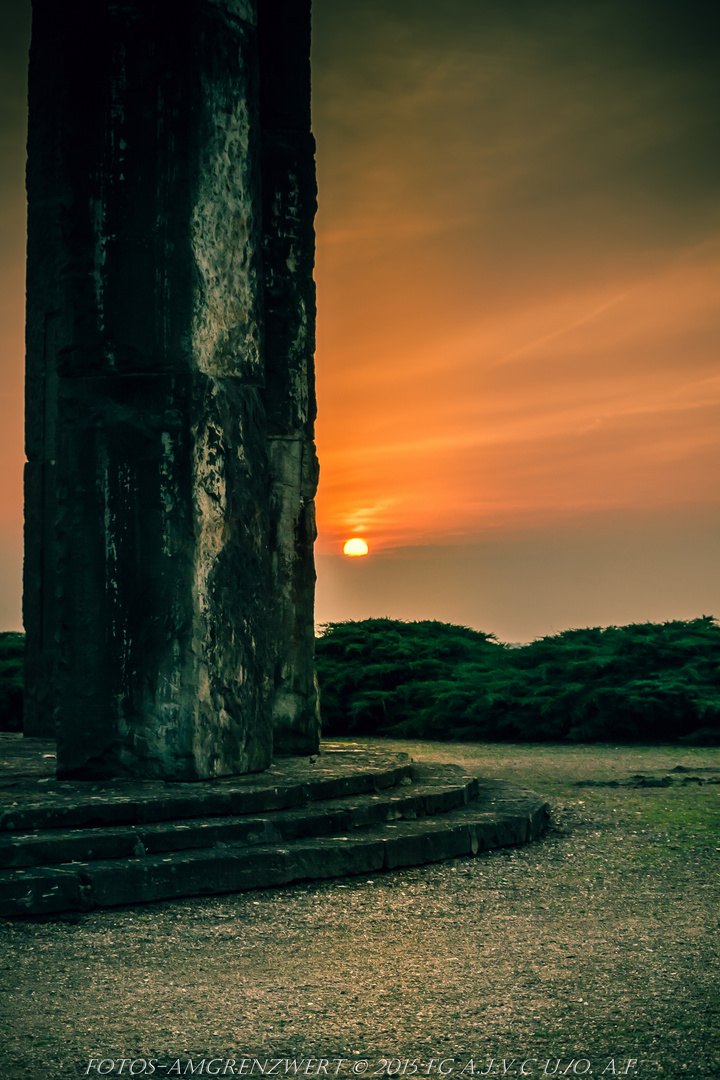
[343,538,369,557]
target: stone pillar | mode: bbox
[258,0,321,754]
[23,0,319,778]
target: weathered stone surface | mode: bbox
[258,0,320,755]
[27,3,263,383]
[51,374,273,780]
[0,783,480,869]
[382,820,474,870]
[79,847,293,909]
[266,435,321,754]
[21,461,57,738]
[0,741,550,916]
[289,835,387,882]
[0,741,415,832]
[24,0,319,772]
[210,0,257,26]
[0,866,86,917]
[0,782,550,915]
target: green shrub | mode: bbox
[0,631,24,732]
[315,616,720,744]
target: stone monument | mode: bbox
[22,0,320,779]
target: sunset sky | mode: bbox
[1,0,719,641]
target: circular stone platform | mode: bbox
[0,734,549,917]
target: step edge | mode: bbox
[0,760,416,834]
[0,779,482,869]
[0,785,550,917]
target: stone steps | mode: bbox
[0,744,549,917]
[0,772,478,870]
[0,748,416,833]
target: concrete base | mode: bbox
[0,735,549,917]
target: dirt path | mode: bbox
[1,740,718,1080]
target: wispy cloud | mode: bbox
[312,1,720,553]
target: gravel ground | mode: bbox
[0,740,718,1080]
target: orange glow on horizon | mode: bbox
[314,242,720,555]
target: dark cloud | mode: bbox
[313,0,720,255]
